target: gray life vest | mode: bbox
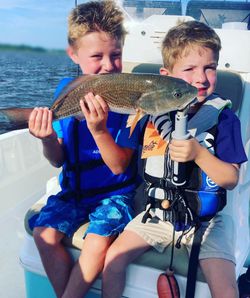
[143,94,232,222]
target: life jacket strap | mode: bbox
[58,176,137,201]
[143,188,226,223]
[65,158,105,172]
[143,172,174,189]
[185,225,202,298]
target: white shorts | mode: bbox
[125,210,236,263]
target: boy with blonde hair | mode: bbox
[102,21,247,298]
[28,1,140,297]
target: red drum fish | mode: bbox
[0,73,197,133]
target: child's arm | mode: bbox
[29,107,65,168]
[80,93,134,174]
[169,138,239,190]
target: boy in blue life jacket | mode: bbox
[102,21,247,298]
[28,1,140,297]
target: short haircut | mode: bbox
[161,21,221,71]
[68,0,127,48]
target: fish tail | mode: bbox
[0,107,32,130]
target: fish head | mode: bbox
[138,78,197,115]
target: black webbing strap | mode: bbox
[59,176,137,201]
[72,119,81,201]
[65,158,105,172]
[185,225,202,298]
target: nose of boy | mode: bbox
[102,57,115,73]
[195,69,208,85]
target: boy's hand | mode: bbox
[169,137,202,162]
[28,107,57,142]
[80,92,109,136]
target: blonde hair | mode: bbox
[161,21,221,71]
[68,0,127,48]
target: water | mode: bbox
[0,50,78,134]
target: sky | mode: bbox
[0,0,126,50]
[0,0,78,50]
[0,0,179,50]
[0,0,247,50]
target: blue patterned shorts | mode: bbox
[29,191,135,238]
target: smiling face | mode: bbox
[67,31,123,75]
[160,45,218,103]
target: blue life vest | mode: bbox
[57,113,137,201]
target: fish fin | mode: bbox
[126,115,135,128]
[127,110,143,137]
[0,107,32,130]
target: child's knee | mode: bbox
[33,227,61,247]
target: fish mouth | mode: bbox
[178,97,198,111]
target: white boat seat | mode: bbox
[23,194,206,282]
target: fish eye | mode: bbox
[173,91,182,98]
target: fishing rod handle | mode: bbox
[171,111,190,186]
[172,111,190,140]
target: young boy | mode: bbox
[101,21,247,298]
[28,1,140,297]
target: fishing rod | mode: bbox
[171,107,190,186]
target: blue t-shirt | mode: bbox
[216,108,247,164]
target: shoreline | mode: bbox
[0,43,64,53]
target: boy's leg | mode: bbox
[195,214,238,298]
[102,230,151,298]
[33,227,73,297]
[62,233,116,298]
[200,258,239,298]
[102,211,174,298]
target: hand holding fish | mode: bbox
[28,107,57,142]
[80,92,109,137]
[28,107,64,167]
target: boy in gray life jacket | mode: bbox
[101,21,247,298]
